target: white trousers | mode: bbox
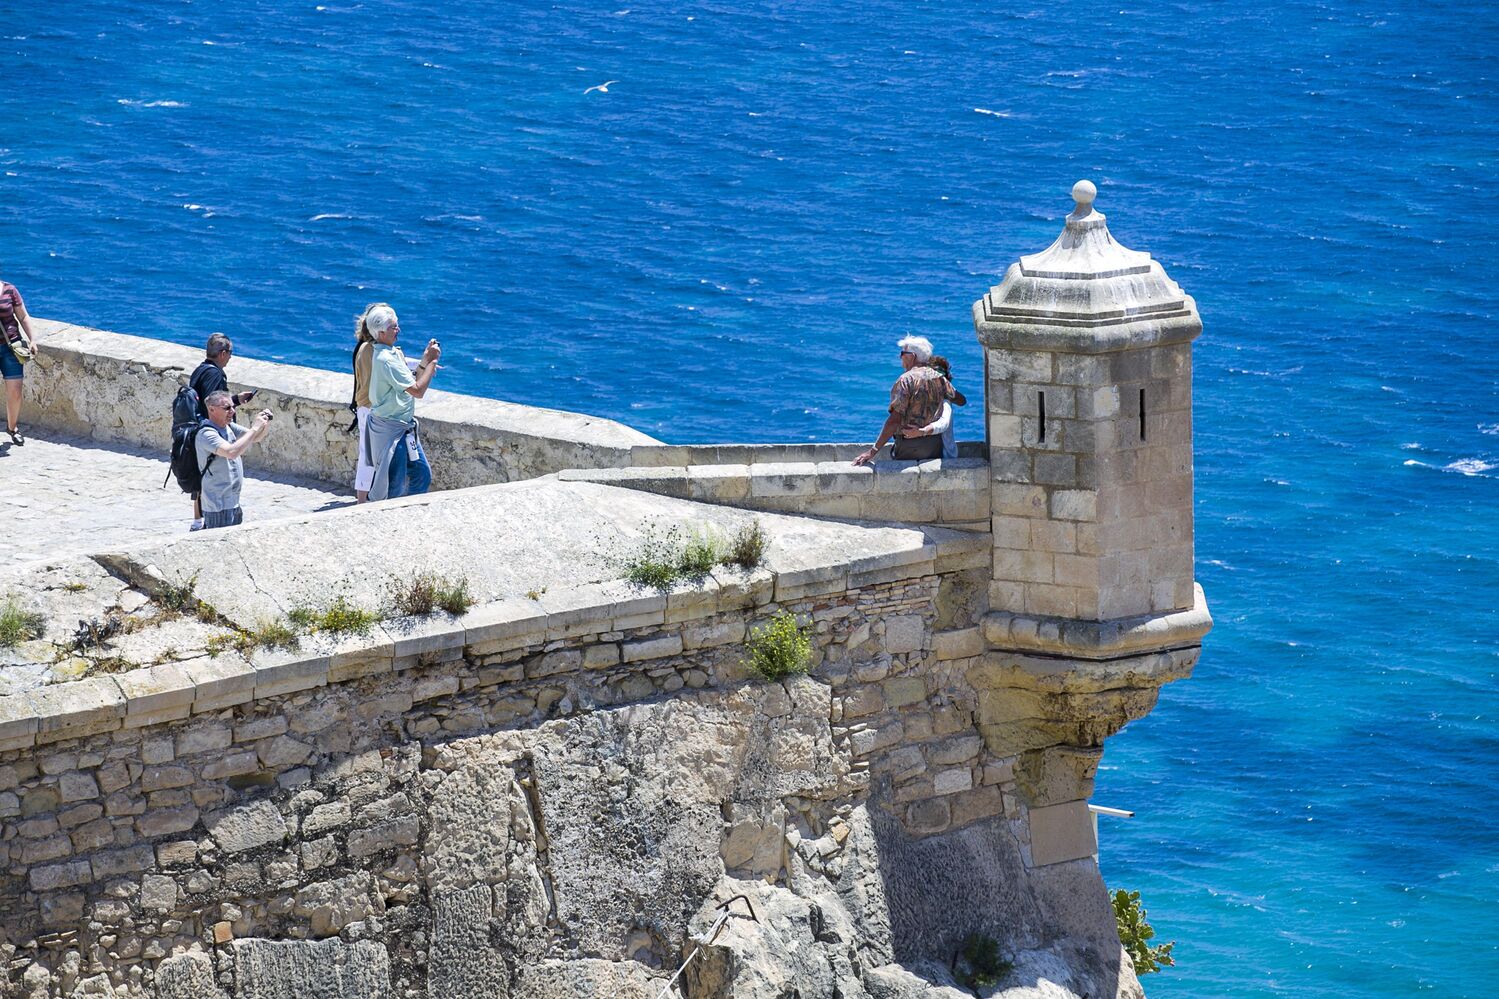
[354,406,376,492]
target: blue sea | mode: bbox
[3,2,1497,995]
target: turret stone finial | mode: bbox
[1070,179,1096,214]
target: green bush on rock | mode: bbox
[1112,888,1175,975]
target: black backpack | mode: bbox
[163,383,214,494]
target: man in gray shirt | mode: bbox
[195,390,272,530]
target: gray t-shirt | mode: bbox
[196,422,247,513]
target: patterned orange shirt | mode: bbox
[889,366,947,432]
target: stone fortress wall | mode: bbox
[0,183,1211,999]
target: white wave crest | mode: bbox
[1445,458,1496,476]
[117,99,187,108]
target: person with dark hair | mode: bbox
[350,304,384,503]
[903,354,967,459]
[187,333,257,529]
[0,275,38,445]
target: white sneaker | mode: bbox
[190,519,204,532]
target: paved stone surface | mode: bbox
[0,428,348,565]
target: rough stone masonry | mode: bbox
[0,182,1210,998]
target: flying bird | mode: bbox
[584,80,619,95]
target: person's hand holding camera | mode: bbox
[422,339,442,366]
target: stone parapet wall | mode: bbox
[24,320,658,491]
[557,458,991,531]
[0,534,1091,998]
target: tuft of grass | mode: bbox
[246,618,299,651]
[155,574,200,614]
[617,520,766,592]
[953,933,1012,991]
[62,582,89,594]
[525,586,548,601]
[393,572,475,617]
[0,597,46,648]
[724,520,768,571]
[744,611,812,682]
[679,529,724,579]
[435,577,474,615]
[294,596,378,637]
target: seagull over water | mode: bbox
[584,80,619,94]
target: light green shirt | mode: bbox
[370,344,417,423]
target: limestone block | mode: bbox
[90,844,154,878]
[1027,800,1096,867]
[30,859,92,891]
[1049,489,1097,523]
[622,634,684,663]
[687,463,752,502]
[883,615,925,655]
[665,583,720,625]
[230,938,392,999]
[991,483,1047,518]
[869,461,924,494]
[249,645,329,699]
[712,567,774,610]
[293,872,384,937]
[537,585,616,640]
[933,628,983,662]
[682,619,745,650]
[115,663,196,728]
[184,654,256,713]
[141,873,179,911]
[175,721,232,757]
[425,761,519,891]
[0,692,39,750]
[205,799,288,854]
[460,598,547,652]
[380,614,461,660]
[932,768,974,796]
[154,951,226,999]
[28,677,126,744]
[429,885,508,999]
[773,564,847,604]
[932,532,990,574]
[936,489,991,525]
[812,461,876,495]
[513,960,659,999]
[748,462,818,498]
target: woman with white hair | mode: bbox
[853,334,948,465]
[362,304,442,500]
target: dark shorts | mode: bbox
[892,434,943,460]
[203,507,244,530]
[0,346,22,381]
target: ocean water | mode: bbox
[3,1,1497,995]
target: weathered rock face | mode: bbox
[0,670,1138,999]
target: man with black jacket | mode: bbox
[187,333,256,530]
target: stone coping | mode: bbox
[557,458,991,530]
[25,319,659,489]
[32,319,658,449]
[0,526,988,752]
[626,441,986,467]
[981,583,1212,660]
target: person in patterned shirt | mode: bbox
[0,278,38,446]
[853,335,949,465]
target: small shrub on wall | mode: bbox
[744,611,811,681]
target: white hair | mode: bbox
[897,335,933,362]
[365,305,399,336]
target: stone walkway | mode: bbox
[0,429,349,565]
